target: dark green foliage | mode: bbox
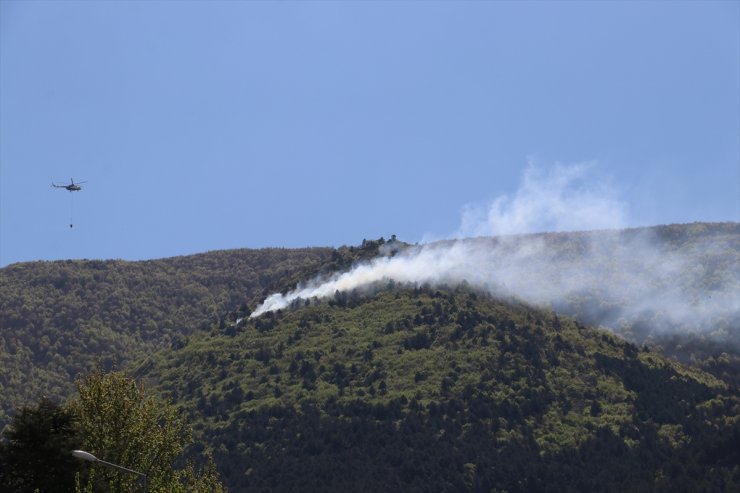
[595,353,712,423]
[207,399,737,493]
[0,398,81,493]
[0,247,335,427]
[146,285,739,492]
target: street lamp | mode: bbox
[72,450,148,492]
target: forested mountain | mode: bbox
[147,286,739,491]
[1,223,738,491]
[0,247,332,426]
[0,239,394,428]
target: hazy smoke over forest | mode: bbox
[252,163,739,343]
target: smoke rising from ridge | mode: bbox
[251,163,739,344]
[456,161,628,237]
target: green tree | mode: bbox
[0,397,81,493]
[72,369,224,492]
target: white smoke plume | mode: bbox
[456,161,627,237]
[251,162,739,344]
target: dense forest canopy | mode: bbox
[0,247,335,426]
[1,223,738,491]
[148,284,739,491]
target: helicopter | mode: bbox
[51,178,86,191]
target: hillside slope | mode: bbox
[146,286,739,492]
[0,238,396,428]
[0,248,335,425]
[1,223,737,490]
[2,223,738,424]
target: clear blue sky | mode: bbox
[1,0,738,266]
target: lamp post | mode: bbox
[72,450,148,493]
